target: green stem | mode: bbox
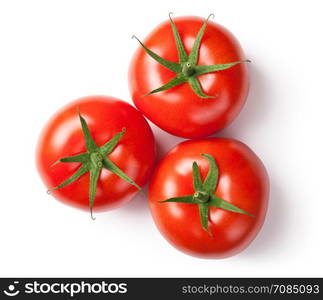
[193,191,209,203]
[134,13,251,98]
[182,62,195,77]
[48,111,142,219]
[159,153,255,235]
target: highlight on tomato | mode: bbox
[36,96,156,218]
[148,138,269,259]
[129,14,250,139]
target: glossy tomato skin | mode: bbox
[129,16,249,139]
[36,96,156,212]
[149,139,269,259]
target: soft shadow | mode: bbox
[115,123,185,217]
[117,186,150,216]
[215,63,271,139]
[211,64,288,257]
[150,122,185,161]
[241,175,288,258]
[118,121,185,215]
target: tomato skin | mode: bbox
[36,96,156,212]
[129,16,249,139]
[148,138,269,259]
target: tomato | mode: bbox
[148,138,269,259]
[129,15,249,139]
[36,96,156,215]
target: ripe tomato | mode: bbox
[148,138,269,258]
[36,96,156,215]
[129,15,249,138]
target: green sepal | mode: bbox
[103,158,141,190]
[201,154,219,193]
[51,153,89,167]
[195,60,251,76]
[79,112,98,152]
[188,77,214,99]
[48,164,89,192]
[188,14,214,65]
[198,203,210,233]
[100,128,126,156]
[168,13,188,63]
[132,35,181,73]
[144,74,187,96]
[89,167,101,220]
[159,195,196,204]
[192,162,203,190]
[209,194,255,217]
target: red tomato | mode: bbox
[36,96,156,213]
[129,15,249,138]
[149,138,269,258]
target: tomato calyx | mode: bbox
[48,111,141,219]
[133,13,250,98]
[159,154,254,234]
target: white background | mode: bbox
[0,0,322,277]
